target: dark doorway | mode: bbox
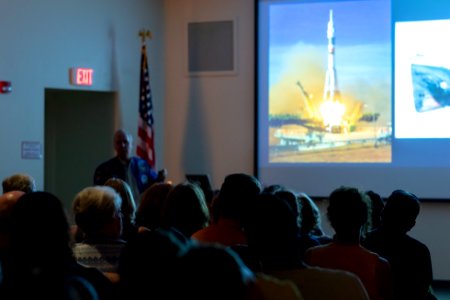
[44,88,116,220]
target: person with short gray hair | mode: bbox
[72,186,125,282]
[2,173,36,194]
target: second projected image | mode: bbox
[395,19,450,139]
[268,0,391,163]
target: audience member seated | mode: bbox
[263,184,301,224]
[0,191,24,251]
[175,243,255,300]
[104,178,138,241]
[161,182,210,238]
[298,192,332,245]
[72,186,126,283]
[1,191,114,300]
[118,228,189,300]
[0,191,25,283]
[135,182,173,232]
[365,190,385,231]
[192,173,262,246]
[245,192,370,300]
[208,191,225,224]
[304,186,392,300]
[362,190,434,300]
[264,185,321,257]
[2,173,36,194]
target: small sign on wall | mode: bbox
[21,141,42,159]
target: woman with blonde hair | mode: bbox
[104,178,137,240]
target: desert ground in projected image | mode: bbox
[269,125,391,163]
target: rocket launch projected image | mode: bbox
[266,0,391,163]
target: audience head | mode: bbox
[4,192,74,300]
[161,182,210,237]
[382,189,420,234]
[113,129,132,161]
[327,186,371,241]
[276,189,301,226]
[245,192,301,270]
[365,190,385,230]
[208,192,221,224]
[9,191,73,264]
[72,186,123,239]
[175,244,254,300]
[136,182,173,230]
[217,173,262,222]
[104,178,136,225]
[118,228,189,300]
[2,173,36,194]
[0,191,25,250]
[298,192,323,236]
[264,184,301,226]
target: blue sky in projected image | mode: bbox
[269,0,390,87]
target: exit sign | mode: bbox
[69,68,94,86]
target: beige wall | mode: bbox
[163,0,255,189]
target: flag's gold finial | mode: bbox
[139,29,152,43]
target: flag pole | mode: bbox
[137,28,156,169]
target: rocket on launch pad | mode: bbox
[323,9,340,102]
[320,9,347,133]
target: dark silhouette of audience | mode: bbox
[1,191,114,300]
[0,169,442,300]
[135,182,173,232]
[175,243,254,300]
[263,185,322,258]
[192,173,262,246]
[161,181,210,237]
[118,228,189,300]
[298,192,332,245]
[362,189,434,300]
[0,191,24,254]
[245,192,370,300]
[365,190,385,231]
[304,186,392,300]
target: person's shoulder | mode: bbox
[96,156,120,170]
[131,156,152,168]
[94,157,121,185]
[404,234,431,253]
[254,273,304,300]
[305,242,330,254]
[301,267,370,298]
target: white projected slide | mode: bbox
[395,19,450,138]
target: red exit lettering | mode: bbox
[75,68,93,86]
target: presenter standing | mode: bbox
[94,129,167,201]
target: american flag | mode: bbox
[136,44,155,169]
